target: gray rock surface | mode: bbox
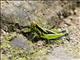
[11,34,33,51]
[1,1,47,27]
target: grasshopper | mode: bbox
[28,22,66,40]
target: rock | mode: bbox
[47,46,73,60]
[1,1,47,27]
[1,1,75,30]
[11,34,33,51]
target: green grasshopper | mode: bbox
[28,22,66,40]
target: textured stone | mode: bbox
[11,34,33,51]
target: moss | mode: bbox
[1,54,9,60]
[4,32,16,41]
